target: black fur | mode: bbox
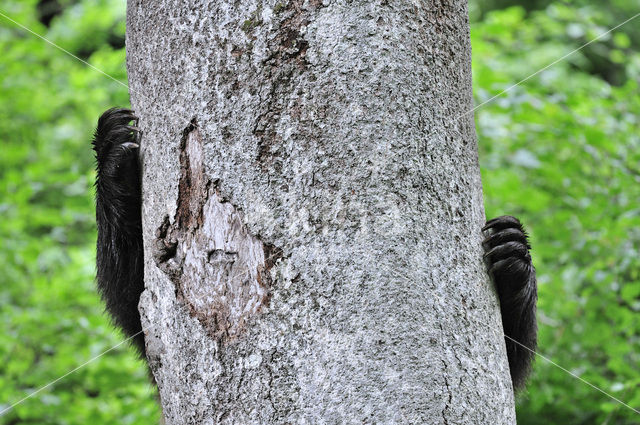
[93,107,145,355]
[92,108,538,390]
[483,215,538,391]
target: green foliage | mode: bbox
[470,0,640,86]
[0,1,159,423]
[0,1,638,424]
[473,5,640,424]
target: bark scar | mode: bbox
[153,119,282,342]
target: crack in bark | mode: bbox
[441,359,452,425]
[253,0,324,170]
[438,322,453,425]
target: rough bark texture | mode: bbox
[126,0,516,423]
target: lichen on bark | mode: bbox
[128,0,517,423]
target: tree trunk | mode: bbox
[126,0,516,423]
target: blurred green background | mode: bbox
[0,0,638,423]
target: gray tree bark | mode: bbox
[126,0,516,423]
